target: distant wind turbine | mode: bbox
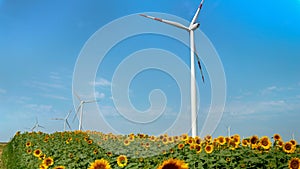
[140,0,205,137]
[29,117,44,132]
[73,92,99,130]
[52,110,72,131]
[227,125,231,137]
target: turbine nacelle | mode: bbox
[189,23,200,31]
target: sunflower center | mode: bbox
[94,164,107,169]
[262,140,268,146]
[45,159,52,165]
[285,144,292,150]
[162,163,180,169]
[291,160,299,169]
[119,157,125,162]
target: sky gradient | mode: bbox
[0,0,300,142]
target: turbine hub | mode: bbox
[189,23,200,31]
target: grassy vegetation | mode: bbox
[1,131,300,169]
[0,143,7,169]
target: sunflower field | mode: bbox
[1,131,300,169]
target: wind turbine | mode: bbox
[227,125,231,137]
[73,92,99,130]
[30,117,45,132]
[140,0,205,137]
[52,110,72,131]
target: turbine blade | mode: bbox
[73,91,82,101]
[72,104,81,122]
[85,100,99,103]
[139,14,189,31]
[52,118,64,120]
[66,109,72,119]
[66,120,72,130]
[194,46,205,83]
[38,125,45,129]
[190,0,205,27]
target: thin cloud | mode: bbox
[261,100,286,106]
[29,81,66,90]
[49,72,61,80]
[0,88,6,94]
[225,99,299,118]
[24,104,53,113]
[95,91,105,99]
[261,85,296,96]
[261,86,278,95]
[41,94,69,101]
[90,78,111,87]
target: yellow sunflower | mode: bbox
[228,140,239,150]
[241,139,249,147]
[129,135,135,142]
[149,135,156,141]
[289,157,300,169]
[145,142,150,148]
[273,133,281,141]
[232,134,241,144]
[88,159,111,169]
[186,137,194,145]
[290,139,297,146]
[277,140,284,147]
[33,149,42,157]
[250,135,259,145]
[194,136,201,145]
[195,144,202,154]
[259,136,272,150]
[93,149,98,155]
[162,137,168,145]
[42,157,54,167]
[26,141,32,147]
[189,144,195,150]
[250,135,259,149]
[117,155,128,168]
[205,144,214,154]
[26,149,32,154]
[123,139,130,146]
[181,133,189,141]
[87,140,93,144]
[53,166,65,169]
[39,154,46,160]
[66,140,70,144]
[174,136,180,142]
[168,136,174,143]
[218,136,226,145]
[205,135,212,143]
[39,164,48,169]
[106,152,112,157]
[157,158,188,169]
[178,143,185,150]
[283,142,296,154]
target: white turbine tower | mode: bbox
[227,125,231,137]
[73,92,99,130]
[52,110,72,131]
[140,0,205,137]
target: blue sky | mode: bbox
[0,0,300,142]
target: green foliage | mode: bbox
[2,131,300,169]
